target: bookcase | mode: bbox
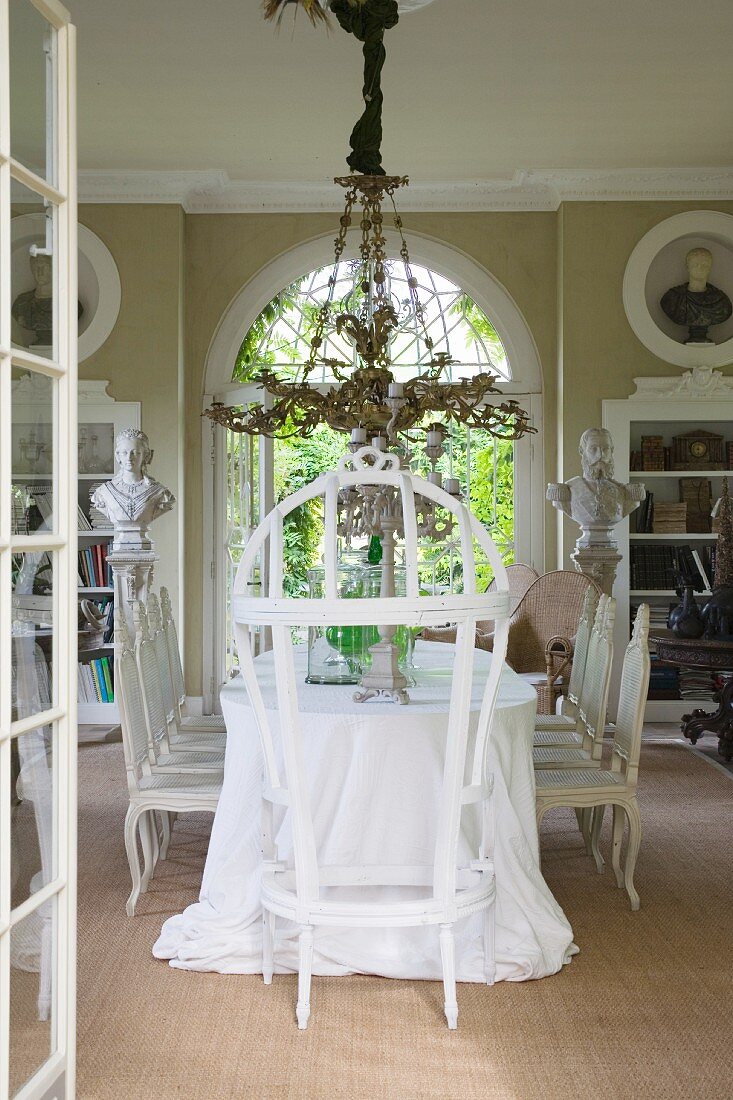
[603,370,733,721]
[76,382,141,723]
[11,378,140,726]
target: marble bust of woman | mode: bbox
[91,428,175,549]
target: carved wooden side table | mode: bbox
[651,630,733,761]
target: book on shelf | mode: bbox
[77,542,112,588]
[635,492,654,533]
[629,544,679,589]
[78,655,114,704]
[77,503,92,531]
[652,502,687,534]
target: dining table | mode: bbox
[154,641,577,982]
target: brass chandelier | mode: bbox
[205,1,534,448]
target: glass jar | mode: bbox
[306,559,411,684]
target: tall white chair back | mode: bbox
[232,448,512,1030]
[576,594,616,759]
[610,605,651,788]
[565,585,600,712]
[160,586,187,718]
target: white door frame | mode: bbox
[201,234,544,706]
[1,3,77,1098]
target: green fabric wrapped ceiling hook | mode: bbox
[263,0,400,176]
[329,0,400,176]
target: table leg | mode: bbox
[682,675,733,762]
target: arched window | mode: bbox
[202,242,543,701]
[234,260,509,383]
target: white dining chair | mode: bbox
[532,596,616,769]
[535,604,651,910]
[159,586,227,735]
[534,584,599,734]
[232,447,512,1031]
[115,610,222,915]
[128,603,225,775]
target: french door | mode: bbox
[1,3,78,1098]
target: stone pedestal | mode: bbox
[570,544,622,597]
[107,548,158,648]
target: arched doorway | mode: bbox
[201,232,544,705]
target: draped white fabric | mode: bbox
[154,643,577,981]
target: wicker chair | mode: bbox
[420,563,538,649]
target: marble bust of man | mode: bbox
[660,247,732,345]
[91,428,175,549]
[547,428,645,548]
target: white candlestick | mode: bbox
[428,471,442,487]
[351,426,367,445]
[372,435,387,451]
[426,430,443,448]
[388,382,403,398]
[444,477,460,495]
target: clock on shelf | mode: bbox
[671,429,725,470]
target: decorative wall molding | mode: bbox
[75,167,733,214]
[630,367,733,400]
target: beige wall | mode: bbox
[78,204,185,616]
[76,199,733,696]
[558,200,733,561]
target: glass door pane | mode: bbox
[2,3,76,1098]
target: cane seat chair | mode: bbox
[115,610,222,916]
[532,596,616,769]
[534,585,600,737]
[535,605,651,910]
[159,586,227,735]
[232,447,512,1030]
[420,563,538,649]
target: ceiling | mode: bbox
[22,0,733,183]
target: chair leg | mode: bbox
[124,805,144,917]
[159,810,172,861]
[139,811,156,893]
[580,808,594,854]
[611,804,625,888]
[296,925,314,1030]
[623,800,642,912]
[439,923,458,1030]
[262,908,275,986]
[37,906,52,1022]
[483,902,496,986]
[590,805,605,873]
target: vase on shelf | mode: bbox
[670,586,704,639]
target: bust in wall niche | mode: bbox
[11,250,83,348]
[91,428,175,550]
[660,247,733,345]
[547,428,645,549]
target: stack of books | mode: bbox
[678,667,717,703]
[78,543,111,588]
[77,503,93,531]
[88,482,113,530]
[78,655,114,703]
[652,503,687,533]
[648,656,680,700]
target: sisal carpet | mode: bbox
[11,739,733,1099]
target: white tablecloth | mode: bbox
[154,642,576,981]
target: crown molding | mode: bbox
[76,167,733,213]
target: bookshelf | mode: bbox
[11,378,140,726]
[604,372,733,721]
[75,383,141,724]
